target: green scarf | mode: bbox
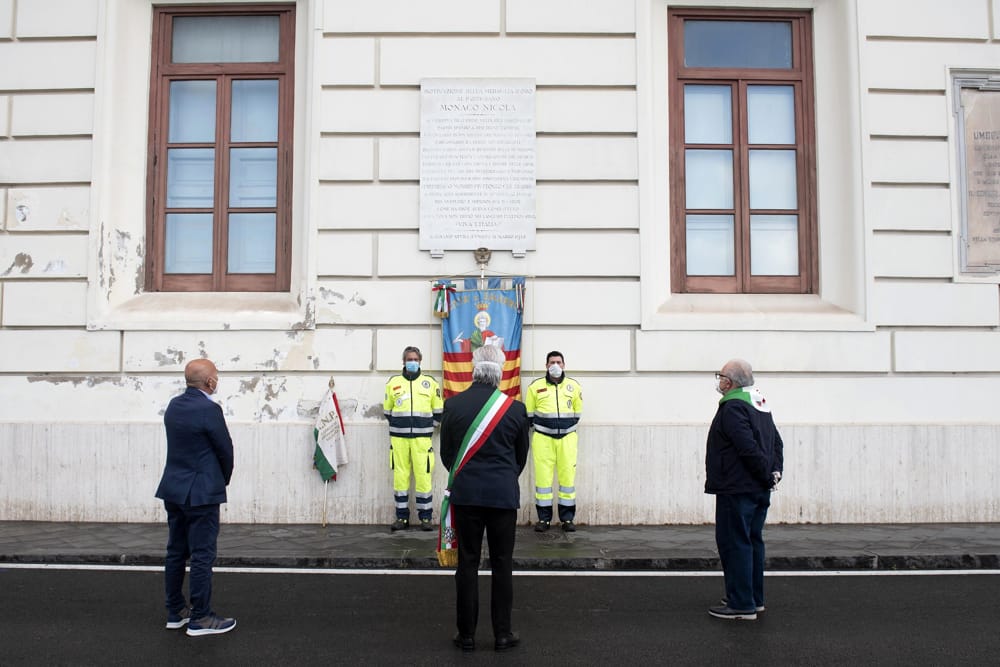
[720,385,771,413]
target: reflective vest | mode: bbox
[384,373,443,439]
[525,376,583,438]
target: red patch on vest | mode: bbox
[392,385,401,391]
[536,387,548,393]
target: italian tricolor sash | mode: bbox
[437,389,515,567]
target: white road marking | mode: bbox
[1,563,998,577]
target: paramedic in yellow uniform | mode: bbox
[525,351,583,532]
[384,346,443,532]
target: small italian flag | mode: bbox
[314,387,348,481]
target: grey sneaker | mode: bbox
[165,607,191,629]
[708,605,757,620]
[534,521,550,533]
[721,598,765,612]
[390,518,409,532]
[420,518,434,531]
[186,613,237,636]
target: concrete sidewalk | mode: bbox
[1,521,998,570]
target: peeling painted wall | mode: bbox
[1,423,999,524]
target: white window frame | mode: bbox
[87,0,317,330]
[637,0,872,331]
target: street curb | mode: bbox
[3,553,999,571]
[3,521,999,572]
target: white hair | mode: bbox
[725,358,754,388]
[472,344,505,386]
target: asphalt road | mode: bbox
[2,568,998,665]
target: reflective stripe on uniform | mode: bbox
[387,414,437,427]
[401,410,435,419]
[533,422,579,437]
[533,411,582,420]
[389,425,435,437]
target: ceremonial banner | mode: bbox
[438,277,525,400]
[314,386,348,482]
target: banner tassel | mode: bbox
[432,280,456,319]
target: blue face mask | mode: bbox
[404,361,420,374]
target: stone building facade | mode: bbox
[1,0,998,524]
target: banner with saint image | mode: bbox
[435,277,525,400]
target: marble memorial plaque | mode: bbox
[419,78,536,253]
[962,87,1000,270]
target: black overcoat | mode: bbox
[440,382,530,509]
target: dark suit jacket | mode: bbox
[155,387,234,506]
[440,383,530,510]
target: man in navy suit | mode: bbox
[155,358,236,636]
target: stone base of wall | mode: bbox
[1,423,997,523]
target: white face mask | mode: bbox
[715,377,725,395]
[548,363,563,378]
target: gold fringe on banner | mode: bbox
[437,548,458,568]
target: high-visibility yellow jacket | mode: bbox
[524,376,583,438]
[384,373,444,439]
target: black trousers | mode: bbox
[453,505,517,638]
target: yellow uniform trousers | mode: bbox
[390,436,435,521]
[532,431,577,523]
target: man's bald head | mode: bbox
[721,358,753,388]
[185,359,219,394]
